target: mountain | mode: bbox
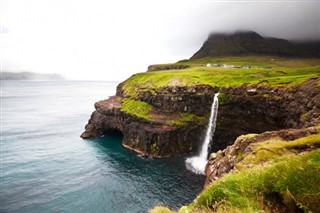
[191,31,320,59]
[1,72,64,80]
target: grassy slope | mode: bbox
[122,56,320,98]
[121,56,319,122]
[121,98,153,119]
[177,55,320,68]
[186,149,320,213]
[150,129,320,213]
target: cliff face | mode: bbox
[81,85,215,157]
[81,32,319,158]
[81,76,319,158]
[212,78,320,152]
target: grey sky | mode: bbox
[1,0,319,80]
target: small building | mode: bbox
[222,64,235,68]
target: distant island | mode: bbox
[1,72,64,80]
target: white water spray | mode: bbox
[186,93,219,174]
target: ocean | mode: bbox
[0,81,205,213]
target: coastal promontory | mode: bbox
[82,32,319,158]
[82,31,320,212]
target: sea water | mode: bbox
[0,81,205,213]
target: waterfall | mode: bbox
[185,93,219,174]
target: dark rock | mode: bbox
[147,64,190,72]
[138,85,218,115]
[81,95,205,157]
[210,78,320,153]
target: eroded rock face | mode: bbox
[81,78,319,158]
[211,78,320,152]
[81,96,123,138]
[204,126,320,187]
[81,95,205,158]
[137,85,217,115]
[121,122,203,157]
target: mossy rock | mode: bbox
[121,98,153,119]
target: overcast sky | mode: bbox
[1,0,319,81]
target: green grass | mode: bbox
[151,150,320,212]
[236,133,320,171]
[177,55,320,68]
[180,150,320,213]
[172,113,206,126]
[150,130,320,213]
[120,98,206,124]
[119,56,319,124]
[121,57,320,98]
[121,98,153,119]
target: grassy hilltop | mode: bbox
[121,56,319,122]
[122,56,319,98]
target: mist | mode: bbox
[1,0,319,80]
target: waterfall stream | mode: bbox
[186,93,219,174]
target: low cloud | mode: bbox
[2,0,319,80]
[163,1,319,56]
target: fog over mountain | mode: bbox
[191,31,320,59]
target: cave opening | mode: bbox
[103,129,124,138]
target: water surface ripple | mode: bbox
[1,81,205,213]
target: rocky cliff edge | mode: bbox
[81,56,320,158]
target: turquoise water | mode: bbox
[1,81,205,213]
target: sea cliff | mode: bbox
[81,56,319,158]
[82,32,320,212]
[82,56,320,212]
